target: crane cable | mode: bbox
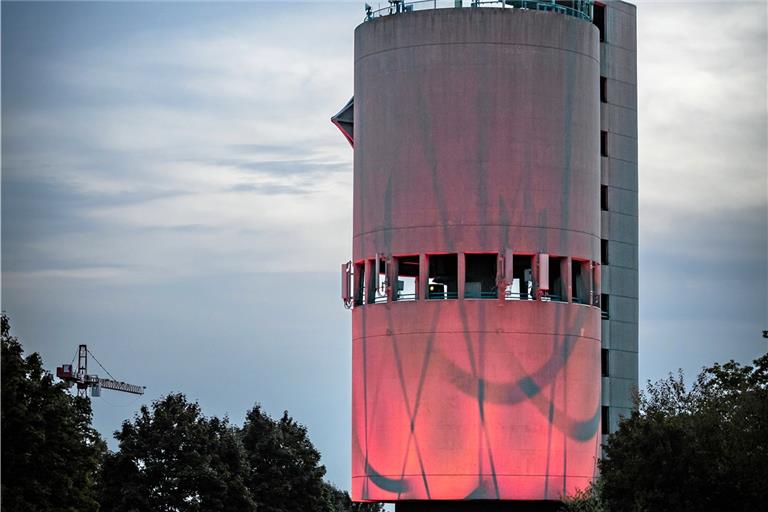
[86,348,119,382]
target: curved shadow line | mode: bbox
[567,404,601,441]
[365,461,411,494]
[434,332,601,440]
[436,335,577,405]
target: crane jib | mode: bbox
[98,378,145,395]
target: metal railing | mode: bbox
[354,290,603,307]
[428,290,460,300]
[505,291,534,301]
[465,290,499,299]
[364,0,593,22]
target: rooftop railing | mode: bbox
[364,0,594,23]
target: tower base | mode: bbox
[395,501,562,512]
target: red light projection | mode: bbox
[346,7,603,504]
[352,300,601,502]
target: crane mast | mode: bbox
[57,344,144,398]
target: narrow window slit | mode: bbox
[572,259,590,304]
[354,262,365,306]
[544,256,567,302]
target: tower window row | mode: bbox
[341,252,602,308]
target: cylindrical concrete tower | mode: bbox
[335,2,637,509]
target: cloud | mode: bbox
[637,1,767,231]
[2,2,359,283]
[633,0,767,383]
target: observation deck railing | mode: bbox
[464,290,500,299]
[541,294,566,303]
[364,0,594,23]
[428,290,459,300]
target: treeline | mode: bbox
[563,349,768,512]
[1,315,381,512]
[4,311,767,512]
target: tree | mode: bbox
[241,405,331,512]
[99,393,256,512]
[598,353,768,511]
[1,313,105,512]
[322,482,384,512]
[240,404,383,512]
[559,481,603,512]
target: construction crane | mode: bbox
[56,344,144,398]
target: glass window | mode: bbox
[372,257,387,304]
[600,76,607,103]
[592,262,601,306]
[464,253,498,299]
[593,3,606,42]
[506,254,534,301]
[601,293,610,319]
[354,262,365,306]
[602,406,610,434]
[601,130,608,157]
[572,259,590,304]
[394,255,419,301]
[545,256,567,302]
[428,254,458,300]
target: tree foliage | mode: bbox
[99,393,256,512]
[99,395,382,512]
[559,481,603,512]
[1,313,381,512]
[241,405,329,511]
[240,404,382,512]
[1,313,105,512]
[323,482,384,512]
[598,353,768,511]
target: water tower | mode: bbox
[335,2,638,509]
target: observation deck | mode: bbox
[364,0,594,23]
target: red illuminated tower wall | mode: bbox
[337,3,636,509]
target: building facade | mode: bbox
[335,1,637,508]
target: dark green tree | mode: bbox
[99,393,256,512]
[559,480,603,512]
[322,482,384,512]
[599,352,768,511]
[1,313,105,512]
[240,404,383,512]
[241,405,330,512]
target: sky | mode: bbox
[2,0,766,492]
